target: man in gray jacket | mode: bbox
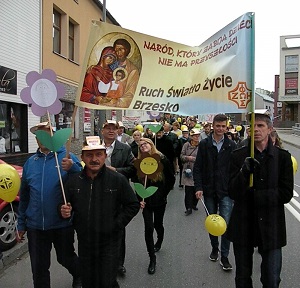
[101,120,136,276]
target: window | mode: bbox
[285,55,299,73]
[0,102,28,154]
[53,9,61,54]
[69,21,75,61]
[53,101,76,137]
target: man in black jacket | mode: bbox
[226,111,293,288]
[61,136,139,288]
[155,127,176,175]
[194,114,237,271]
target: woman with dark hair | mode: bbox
[135,138,175,275]
[80,46,116,104]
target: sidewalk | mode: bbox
[0,240,28,272]
[1,129,298,274]
[276,129,300,149]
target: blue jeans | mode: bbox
[233,244,282,288]
[204,195,233,257]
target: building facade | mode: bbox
[0,0,119,165]
[278,35,300,126]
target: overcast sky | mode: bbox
[105,0,299,92]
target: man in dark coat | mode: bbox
[61,136,139,288]
[161,122,178,175]
[226,111,294,288]
[193,114,237,271]
[155,128,176,175]
[101,120,136,276]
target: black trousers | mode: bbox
[178,157,183,186]
[79,235,121,288]
[142,204,166,255]
[118,228,126,266]
[27,227,80,288]
[184,185,198,210]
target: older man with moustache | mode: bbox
[61,136,139,288]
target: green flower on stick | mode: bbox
[35,128,73,152]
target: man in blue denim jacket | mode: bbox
[17,122,82,288]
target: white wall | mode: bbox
[0,0,41,153]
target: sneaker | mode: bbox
[220,256,233,271]
[209,248,219,261]
[117,265,126,276]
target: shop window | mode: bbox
[53,101,75,137]
[0,101,28,154]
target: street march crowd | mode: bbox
[15,111,294,288]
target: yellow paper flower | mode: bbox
[134,152,163,180]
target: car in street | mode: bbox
[0,159,22,251]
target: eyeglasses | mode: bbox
[139,142,149,148]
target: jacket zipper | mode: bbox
[41,155,47,230]
[88,182,93,224]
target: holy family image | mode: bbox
[80,32,142,108]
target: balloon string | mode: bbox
[10,202,19,236]
[200,198,210,216]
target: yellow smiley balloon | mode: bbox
[204,214,227,236]
[291,156,298,175]
[140,157,158,175]
[0,164,21,202]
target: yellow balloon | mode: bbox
[235,125,242,132]
[135,124,144,132]
[291,156,298,175]
[181,125,188,131]
[204,214,227,236]
[0,164,20,202]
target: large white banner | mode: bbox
[75,13,254,115]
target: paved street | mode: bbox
[0,131,299,287]
[0,175,239,287]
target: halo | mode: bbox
[110,34,136,59]
[88,42,115,68]
[113,67,128,81]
